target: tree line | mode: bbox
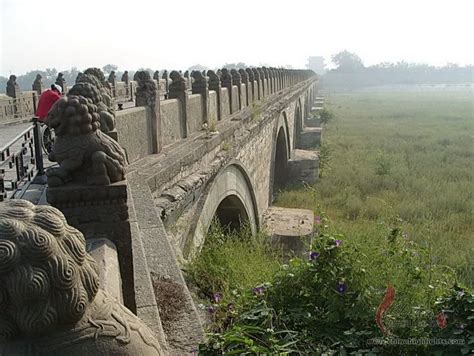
[321,50,473,90]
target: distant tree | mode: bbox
[188,64,209,72]
[102,64,118,75]
[307,56,326,75]
[222,62,248,69]
[331,50,364,72]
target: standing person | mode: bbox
[35,84,62,122]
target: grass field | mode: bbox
[277,89,474,286]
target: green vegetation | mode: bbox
[186,221,280,303]
[188,89,474,354]
[278,90,473,286]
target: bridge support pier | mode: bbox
[289,149,319,184]
[298,127,322,149]
[262,206,314,256]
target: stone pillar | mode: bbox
[207,70,221,121]
[231,69,242,110]
[168,70,188,138]
[6,75,20,117]
[121,71,130,97]
[161,70,169,99]
[245,68,255,104]
[135,70,162,153]
[47,182,137,314]
[239,68,249,106]
[251,68,261,100]
[55,72,67,93]
[220,68,233,114]
[272,68,278,93]
[267,67,273,94]
[6,75,20,98]
[276,68,281,91]
[256,68,265,98]
[262,67,269,95]
[191,71,209,124]
[108,71,117,97]
[32,74,43,95]
[153,70,160,81]
[271,67,276,93]
[184,70,191,92]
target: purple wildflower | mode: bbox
[335,239,342,247]
[336,282,348,295]
[314,216,321,225]
[207,305,217,314]
[211,292,222,304]
[252,285,266,296]
[310,251,320,260]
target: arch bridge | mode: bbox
[32,67,322,353]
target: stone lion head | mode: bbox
[46,95,101,136]
[0,200,99,341]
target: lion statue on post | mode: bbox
[45,95,127,187]
[0,199,164,355]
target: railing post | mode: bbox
[231,69,242,110]
[239,69,249,106]
[135,71,161,153]
[252,68,261,100]
[169,71,188,138]
[207,70,221,121]
[220,69,233,114]
[191,71,209,124]
[32,118,44,176]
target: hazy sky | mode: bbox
[1,0,473,76]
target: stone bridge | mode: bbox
[3,67,322,354]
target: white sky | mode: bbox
[1,0,473,76]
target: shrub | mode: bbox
[319,107,334,124]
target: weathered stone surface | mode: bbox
[127,178,205,354]
[262,206,314,254]
[86,237,124,303]
[298,126,322,149]
[0,199,165,355]
[135,70,161,154]
[116,106,154,163]
[289,149,319,184]
[207,70,221,120]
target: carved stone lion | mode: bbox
[135,71,157,107]
[0,199,164,355]
[74,68,116,133]
[45,95,127,187]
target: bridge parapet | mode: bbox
[112,67,315,163]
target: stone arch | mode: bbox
[269,111,291,201]
[185,161,259,259]
[294,98,303,148]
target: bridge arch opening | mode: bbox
[294,101,303,148]
[273,126,289,191]
[185,163,259,260]
[213,194,250,232]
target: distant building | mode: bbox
[307,56,326,75]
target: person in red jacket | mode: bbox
[35,84,62,121]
